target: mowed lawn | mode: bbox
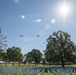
[0,73,54,75]
[0,63,76,75]
[0,63,52,75]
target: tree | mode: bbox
[42,58,46,65]
[2,52,8,66]
[0,28,7,63]
[25,49,43,66]
[31,49,43,65]
[7,46,23,66]
[25,52,32,66]
[0,49,3,59]
[0,28,7,50]
[44,30,76,67]
[17,53,23,66]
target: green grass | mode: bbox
[0,63,76,75]
[0,73,54,75]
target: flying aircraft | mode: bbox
[20,35,24,37]
[37,35,40,37]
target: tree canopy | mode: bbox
[7,46,23,66]
[25,49,43,65]
[0,28,7,60]
[44,30,76,67]
[0,28,7,50]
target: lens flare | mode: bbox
[58,2,70,19]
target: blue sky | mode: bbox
[0,0,76,54]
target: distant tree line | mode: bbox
[24,49,43,66]
[0,28,76,67]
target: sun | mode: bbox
[58,2,70,19]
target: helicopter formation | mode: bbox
[20,34,45,44]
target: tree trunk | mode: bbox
[61,56,64,67]
[5,62,7,66]
[29,62,30,66]
[13,61,14,66]
[35,63,36,66]
[37,62,38,66]
[18,61,20,66]
[61,44,65,67]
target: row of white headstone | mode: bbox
[50,66,76,75]
[0,66,44,75]
[1,66,76,75]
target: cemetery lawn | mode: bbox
[0,64,76,75]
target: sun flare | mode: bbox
[59,2,70,18]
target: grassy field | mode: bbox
[0,73,54,75]
[0,63,76,75]
[0,63,50,75]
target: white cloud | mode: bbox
[51,19,56,24]
[21,15,25,19]
[21,37,28,41]
[38,30,45,36]
[35,19,42,23]
[15,0,19,3]
[44,24,51,30]
[20,36,33,41]
[22,37,28,41]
